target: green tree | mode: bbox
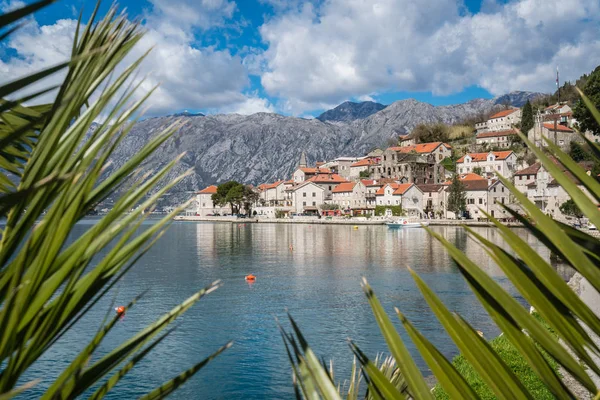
[569,142,588,162]
[574,66,600,135]
[0,2,228,398]
[472,166,482,176]
[242,185,259,216]
[359,169,371,178]
[560,199,584,224]
[521,100,534,134]
[447,174,466,218]
[212,181,241,213]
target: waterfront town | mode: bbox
[186,101,599,224]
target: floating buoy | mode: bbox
[245,274,256,281]
[115,306,125,315]
[353,226,359,230]
[477,330,484,337]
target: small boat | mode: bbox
[245,274,256,281]
[386,218,428,228]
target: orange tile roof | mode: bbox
[350,158,374,167]
[375,183,400,196]
[459,173,487,181]
[198,185,218,194]
[457,151,514,163]
[332,182,357,193]
[262,180,283,190]
[489,109,518,119]
[476,129,518,139]
[543,123,574,132]
[392,183,414,195]
[388,142,451,154]
[299,167,331,174]
[307,173,348,184]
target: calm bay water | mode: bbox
[22,221,558,399]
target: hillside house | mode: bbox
[417,184,447,218]
[349,158,377,179]
[292,167,332,183]
[514,163,541,194]
[376,183,424,217]
[306,173,349,199]
[476,129,518,148]
[528,121,582,149]
[456,151,517,178]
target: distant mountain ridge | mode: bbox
[317,101,387,122]
[102,91,546,205]
[492,91,546,107]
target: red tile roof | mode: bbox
[515,162,541,176]
[375,183,400,196]
[307,174,348,184]
[261,181,283,190]
[299,167,331,174]
[417,184,447,192]
[457,151,514,163]
[388,142,451,154]
[332,182,357,193]
[351,158,375,167]
[489,109,518,119]
[392,183,414,195]
[198,185,218,194]
[543,123,574,132]
[476,129,518,139]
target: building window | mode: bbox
[312,202,316,206]
[303,192,306,197]
[479,198,483,205]
[501,187,504,193]
[329,186,332,190]
[468,199,475,204]
[312,192,316,197]
[519,176,522,181]
[303,201,306,206]
[502,197,505,204]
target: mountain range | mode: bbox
[102,91,545,205]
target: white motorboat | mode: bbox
[386,218,429,228]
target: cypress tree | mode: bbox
[447,174,467,218]
[521,100,534,134]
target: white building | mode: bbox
[514,163,541,194]
[456,151,518,178]
[321,157,366,179]
[292,167,331,183]
[349,158,376,179]
[476,129,518,148]
[289,181,325,215]
[306,173,349,200]
[375,183,424,217]
[417,184,447,218]
[195,185,231,216]
[258,181,287,206]
[486,108,522,132]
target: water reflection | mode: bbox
[22,222,561,400]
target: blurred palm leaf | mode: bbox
[0,1,228,398]
[284,94,600,398]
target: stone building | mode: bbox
[288,181,325,215]
[195,185,231,216]
[417,184,447,218]
[369,142,451,184]
[528,119,582,149]
[485,108,522,132]
[375,183,424,217]
[330,181,369,215]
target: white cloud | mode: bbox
[259,0,600,113]
[0,0,250,116]
[216,94,275,115]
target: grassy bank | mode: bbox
[432,313,559,399]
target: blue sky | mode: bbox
[1,0,599,117]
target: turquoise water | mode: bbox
[21,222,550,399]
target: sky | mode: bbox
[0,0,599,118]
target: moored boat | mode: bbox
[386,218,428,228]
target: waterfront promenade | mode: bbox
[173,215,525,227]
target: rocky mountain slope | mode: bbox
[317,101,387,122]
[103,91,544,204]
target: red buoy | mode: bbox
[115,306,125,315]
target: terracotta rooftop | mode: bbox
[375,183,400,196]
[457,151,514,163]
[351,158,375,167]
[332,182,357,193]
[489,109,518,119]
[307,173,348,184]
[260,181,284,190]
[476,129,518,139]
[515,162,541,176]
[299,167,332,174]
[542,123,574,132]
[388,142,451,154]
[392,183,414,195]
[198,185,218,194]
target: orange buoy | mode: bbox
[245,274,256,281]
[115,306,125,315]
